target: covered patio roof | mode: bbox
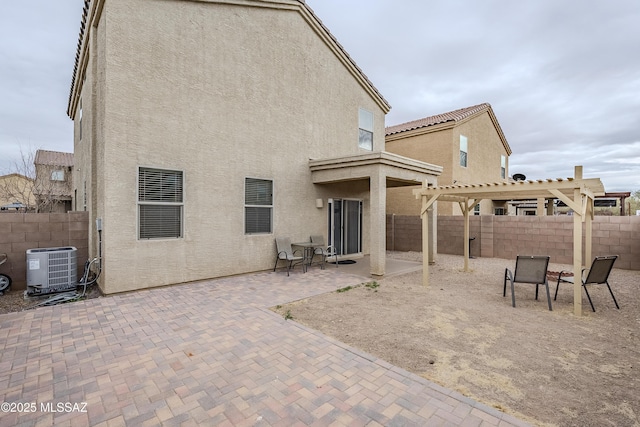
[309,151,443,187]
[310,151,442,278]
[413,166,606,316]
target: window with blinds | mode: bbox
[138,167,183,239]
[245,178,272,234]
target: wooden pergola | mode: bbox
[413,166,606,316]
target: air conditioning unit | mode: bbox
[26,247,77,296]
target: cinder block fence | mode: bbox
[0,212,89,290]
[387,214,640,270]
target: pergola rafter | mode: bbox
[414,166,606,316]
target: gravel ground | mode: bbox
[274,251,640,427]
[0,284,103,314]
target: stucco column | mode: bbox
[428,205,436,264]
[369,170,386,276]
[547,199,555,215]
[537,197,546,216]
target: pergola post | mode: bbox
[573,186,583,316]
[572,166,584,316]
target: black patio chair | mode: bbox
[504,255,552,311]
[553,255,619,312]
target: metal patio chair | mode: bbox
[273,237,305,276]
[504,255,552,311]
[310,235,338,269]
[553,255,619,312]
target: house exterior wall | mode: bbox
[386,111,509,216]
[387,214,640,270]
[72,0,389,294]
[386,127,452,216]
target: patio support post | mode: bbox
[428,205,436,265]
[585,195,593,271]
[369,169,386,277]
[463,198,470,272]
[422,196,430,286]
[537,197,545,216]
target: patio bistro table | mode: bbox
[292,242,323,270]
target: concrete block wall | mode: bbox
[387,214,423,252]
[386,214,640,270]
[436,216,482,257]
[0,212,89,290]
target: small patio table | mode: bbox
[292,242,323,270]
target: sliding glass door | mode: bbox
[328,199,362,255]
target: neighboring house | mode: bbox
[67,0,441,294]
[0,173,35,212]
[33,150,74,213]
[385,103,512,216]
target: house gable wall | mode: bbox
[77,0,388,293]
[386,111,509,216]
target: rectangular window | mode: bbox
[495,207,505,215]
[51,170,64,181]
[474,203,480,216]
[245,178,273,234]
[459,135,468,167]
[138,167,183,239]
[358,108,374,151]
[501,155,506,179]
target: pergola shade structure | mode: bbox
[413,166,606,316]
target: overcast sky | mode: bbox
[1,1,638,192]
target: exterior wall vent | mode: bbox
[26,247,77,296]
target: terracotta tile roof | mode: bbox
[34,150,74,167]
[68,0,390,115]
[385,103,492,136]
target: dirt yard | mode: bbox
[273,252,640,427]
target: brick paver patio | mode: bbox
[0,267,531,426]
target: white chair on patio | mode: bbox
[310,235,338,269]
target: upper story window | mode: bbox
[501,155,506,179]
[51,170,65,181]
[138,167,184,239]
[358,108,374,151]
[245,178,273,234]
[459,135,468,167]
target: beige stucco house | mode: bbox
[67,0,441,294]
[385,103,512,216]
[0,173,35,211]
